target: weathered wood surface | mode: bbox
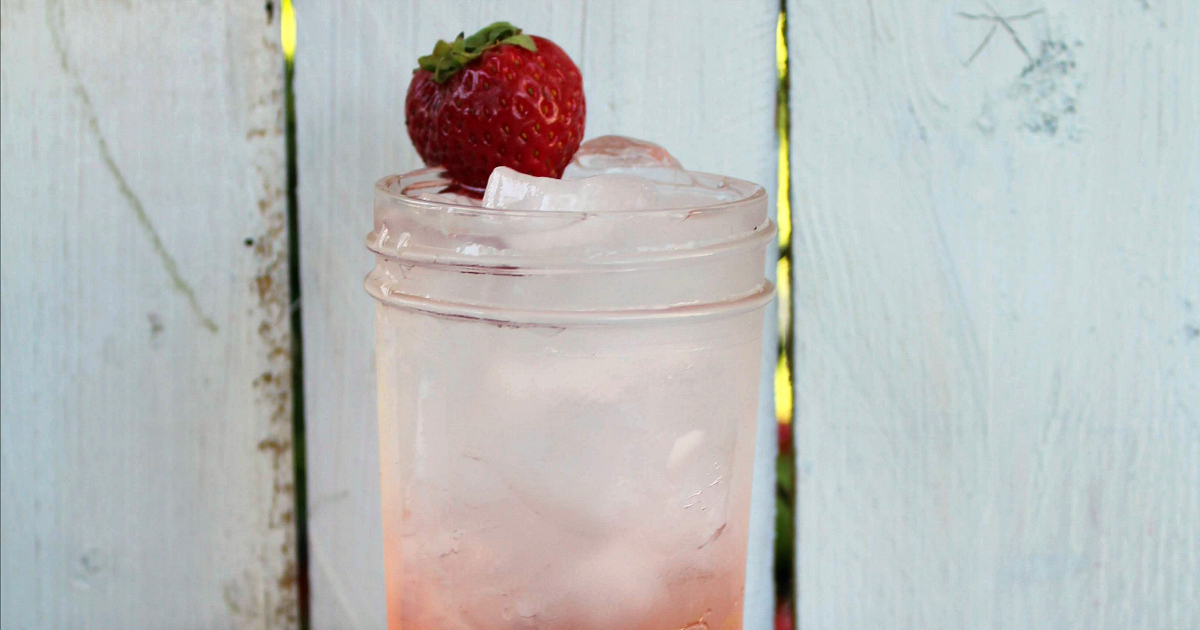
[294,1,780,627]
[0,0,297,627]
[787,0,1198,627]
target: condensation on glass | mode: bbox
[367,167,775,630]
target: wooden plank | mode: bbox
[0,0,296,628]
[294,1,779,627]
[787,0,1198,627]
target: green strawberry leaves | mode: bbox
[417,22,538,84]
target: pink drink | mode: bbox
[367,165,773,630]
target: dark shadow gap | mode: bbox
[772,0,797,627]
[282,0,311,626]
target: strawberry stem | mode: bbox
[417,22,537,84]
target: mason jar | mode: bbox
[367,167,775,630]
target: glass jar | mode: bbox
[367,167,775,630]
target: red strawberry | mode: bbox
[405,22,586,191]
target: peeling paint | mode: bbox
[1011,38,1084,140]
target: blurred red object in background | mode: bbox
[775,601,794,630]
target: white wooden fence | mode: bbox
[2,0,296,628]
[788,2,1198,627]
[1,0,1195,628]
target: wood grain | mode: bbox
[0,0,297,627]
[786,0,1198,627]
[294,1,779,627]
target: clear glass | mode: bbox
[368,167,775,630]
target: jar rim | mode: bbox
[375,167,768,219]
[367,167,777,321]
[366,217,776,271]
[366,272,775,326]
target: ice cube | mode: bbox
[667,429,707,470]
[564,135,754,206]
[484,165,744,213]
[483,166,659,212]
[563,135,692,185]
[412,189,482,206]
[650,175,747,209]
[551,539,666,627]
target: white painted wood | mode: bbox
[294,1,779,627]
[787,0,1198,627]
[0,1,296,628]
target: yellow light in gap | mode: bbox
[775,12,788,79]
[773,11,794,427]
[774,12,791,247]
[775,259,793,425]
[776,257,791,335]
[774,355,793,425]
[281,0,296,61]
[776,135,791,247]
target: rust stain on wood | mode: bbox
[242,4,299,626]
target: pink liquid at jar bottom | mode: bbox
[375,305,763,630]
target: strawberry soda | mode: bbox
[367,139,775,630]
